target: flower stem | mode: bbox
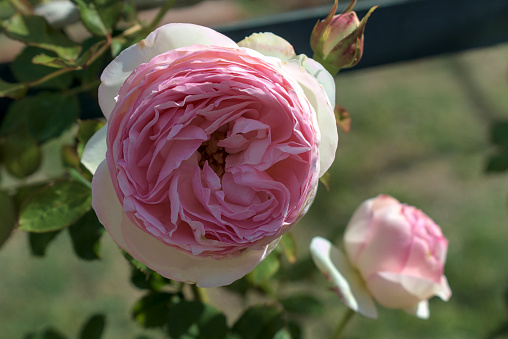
[332,308,355,339]
[191,284,210,304]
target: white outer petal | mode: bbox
[81,124,108,175]
[92,161,279,288]
[405,300,430,319]
[282,59,338,176]
[238,32,296,61]
[310,237,378,319]
[98,23,239,119]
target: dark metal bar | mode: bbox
[217,0,508,69]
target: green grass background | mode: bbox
[0,42,507,338]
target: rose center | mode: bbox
[197,130,228,177]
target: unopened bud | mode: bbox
[311,0,376,75]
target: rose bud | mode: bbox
[311,0,376,74]
[81,23,338,288]
[310,195,451,319]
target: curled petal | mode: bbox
[92,161,279,288]
[310,237,377,318]
[404,300,430,319]
[238,32,296,61]
[99,23,238,119]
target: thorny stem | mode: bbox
[332,308,355,339]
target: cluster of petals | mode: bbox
[310,195,451,318]
[82,23,338,287]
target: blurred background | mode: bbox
[1,0,507,338]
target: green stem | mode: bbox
[191,284,210,304]
[332,308,355,339]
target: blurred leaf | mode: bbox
[13,183,47,210]
[248,251,280,284]
[485,321,508,339]
[280,233,297,264]
[491,121,508,147]
[71,0,122,36]
[130,266,171,291]
[319,172,330,191]
[232,304,285,339]
[280,294,323,316]
[286,321,302,339]
[19,180,92,232]
[24,327,67,339]
[10,46,73,89]
[1,123,41,178]
[0,78,28,99]
[167,300,229,339]
[486,151,508,173]
[132,292,174,329]
[0,191,16,249]
[284,257,316,282]
[123,251,151,274]
[68,209,104,260]
[334,105,351,133]
[273,328,291,339]
[79,314,106,339]
[28,230,61,256]
[2,92,79,143]
[2,14,81,60]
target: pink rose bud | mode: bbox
[311,195,451,319]
[311,0,376,74]
[81,23,339,288]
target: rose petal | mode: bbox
[281,58,338,176]
[367,271,444,309]
[238,32,296,61]
[310,237,377,318]
[92,159,281,287]
[99,23,238,119]
[404,300,430,319]
[81,124,108,175]
[92,161,127,249]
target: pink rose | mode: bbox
[82,23,338,287]
[310,195,451,318]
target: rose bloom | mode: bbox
[310,195,451,318]
[82,23,338,288]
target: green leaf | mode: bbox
[486,151,508,173]
[10,46,73,89]
[19,180,92,232]
[248,251,280,284]
[273,328,291,339]
[491,121,508,147]
[0,191,16,249]
[280,233,297,264]
[232,304,285,339]
[0,77,28,99]
[71,0,122,36]
[2,14,81,60]
[123,251,151,274]
[23,327,67,339]
[280,294,324,316]
[79,314,106,339]
[132,292,174,329]
[29,230,61,256]
[1,123,41,178]
[167,300,229,339]
[68,210,104,260]
[2,92,79,143]
[130,266,171,291]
